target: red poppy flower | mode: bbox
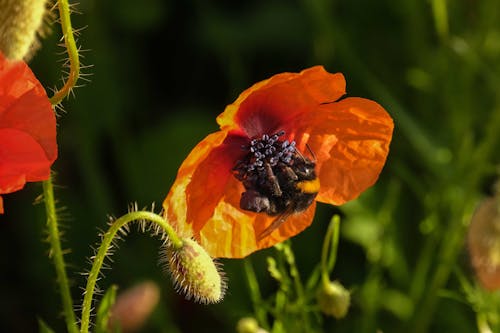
[0,52,57,213]
[163,66,393,258]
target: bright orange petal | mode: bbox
[286,97,394,205]
[0,196,3,214]
[184,133,248,234]
[162,131,229,238]
[217,66,346,137]
[197,176,317,258]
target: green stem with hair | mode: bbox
[42,1,82,327]
[79,211,182,333]
[43,177,79,333]
[50,0,80,105]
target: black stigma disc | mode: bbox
[232,131,318,216]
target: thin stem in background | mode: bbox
[430,0,449,42]
[243,258,269,330]
[477,313,493,333]
[320,215,340,288]
[43,177,79,333]
[286,244,309,330]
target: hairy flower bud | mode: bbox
[163,238,226,303]
[0,0,47,60]
[316,281,350,319]
[468,196,500,290]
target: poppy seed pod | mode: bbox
[316,281,351,319]
[163,238,226,304]
[468,196,500,290]
[0,0,47,60]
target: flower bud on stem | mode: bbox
[316,215,351,318]
[163,238,226,304]
[80,211,183,333]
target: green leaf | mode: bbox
[95,284,119,333]
[37,318,55,333]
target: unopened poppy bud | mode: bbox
[0,0,47,60]
[108,281,160,332]
[468,196,500,290]
[316,281,350,319]
[164,238,226,304]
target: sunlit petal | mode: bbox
[287,97,394,205]
[217,66,346,137]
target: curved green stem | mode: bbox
[43,177,79,333]
[320,215,340,288]
[79,211,182,333]
[50,0,80,105]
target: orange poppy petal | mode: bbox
[0,196,3,214]
[162,131,229,238]
[184,133,248,234]
[196,174,317,258]
[286,97,394,205]
[217,66,346,137]
[187,171,318,258]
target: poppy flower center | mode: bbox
[233,131,319,216]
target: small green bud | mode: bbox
[236,317,269,333]
[317,281,350,319]
[164,238,226,304]
[236,317,259,333]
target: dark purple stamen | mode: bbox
[233,130,296,181]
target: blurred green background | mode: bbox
[1,0,500,332]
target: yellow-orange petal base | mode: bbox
[163,66,394,258]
